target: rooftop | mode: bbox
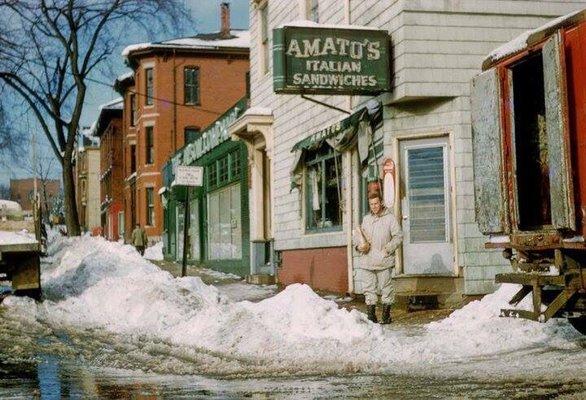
[122,30,249,60]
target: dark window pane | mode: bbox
[184,128,200,144]
[145,126,154,164]
[146,188,154,226]
[184,67,200,105]
[145,68,153,106]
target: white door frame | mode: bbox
[391,131,459,276]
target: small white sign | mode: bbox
[173,166,203,187]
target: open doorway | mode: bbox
[510,52,551,230]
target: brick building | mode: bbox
[240,0,586,303]
[9,178,61,217]
[93,98,124,241]
[116,4,249,242]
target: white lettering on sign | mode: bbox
[286,38,381,60]
[181,106,241,166]
[174,166,203,187]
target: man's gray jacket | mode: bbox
[357,207,403,270]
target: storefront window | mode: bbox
[305,145,342,232]
[207,183,242,260]
[207,150,242,191]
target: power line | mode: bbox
[4,54,226,117]
[84,74,224,116]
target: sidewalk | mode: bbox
[152,258,455,325]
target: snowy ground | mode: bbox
[0,233,584,398]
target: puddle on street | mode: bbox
[1,325,585,400]
[2,357,586,399]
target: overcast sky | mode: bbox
[1,0,249,185]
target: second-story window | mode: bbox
[145,126,154,165]
[145,68,153,106]
[130,94,136,126]
[260,3,269,74]
[184,127,200,144]
[130,144,136,174]
[184,67,200,105]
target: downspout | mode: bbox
[173,49,177,152]
[344,0,354,294]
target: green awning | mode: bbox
[291,107,369,152]
[290,101,382,191]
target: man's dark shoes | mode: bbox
[380,304,392,324]
[367,305,378,323]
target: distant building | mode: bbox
[93,98,124,241]
[115,2,249,244]
[9,178,61,218]
[74,130,101,233]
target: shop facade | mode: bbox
[162,98,250,276]
[247,0,586,303]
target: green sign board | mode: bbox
[273,25,391,95]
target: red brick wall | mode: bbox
[10,178,61,212]
[120,50,249,239]
[278,247,348,294]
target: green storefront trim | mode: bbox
[161,99,250,277]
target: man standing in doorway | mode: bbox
[131,223,148,256]
[356,192,403,324]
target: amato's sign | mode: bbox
[273,25,391,95]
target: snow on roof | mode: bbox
[485,8,586,68]
[98,97,123,111]
[117,71,134,82]
[279,20,381,31]
[122,30,250,58]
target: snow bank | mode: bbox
[1,235,583,377]
[0,230,36,245]
[144,241,163,261]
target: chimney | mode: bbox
[220,2,231,39]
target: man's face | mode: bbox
[369,197,382,215]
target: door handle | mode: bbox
[402,215,408,220]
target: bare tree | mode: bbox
[0,102,25,169]
[0,182,9,199]
[25,155,60,223]
[0,0,187,235]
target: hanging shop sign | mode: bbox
[273,24,391,95]
[173,166,203,187]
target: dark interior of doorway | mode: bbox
[511,52,552,230]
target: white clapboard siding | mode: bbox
[248,0,586,295]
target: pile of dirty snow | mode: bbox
[144,241,163,261]
[1,234,583,377]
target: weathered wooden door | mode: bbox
[543,31,575,230]
[471,68,507,234]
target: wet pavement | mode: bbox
[2,355,586,399]
[1,252,585,399]
[2,293,585,399]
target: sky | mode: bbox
[81,0,250,127]
[0,0,249,186]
